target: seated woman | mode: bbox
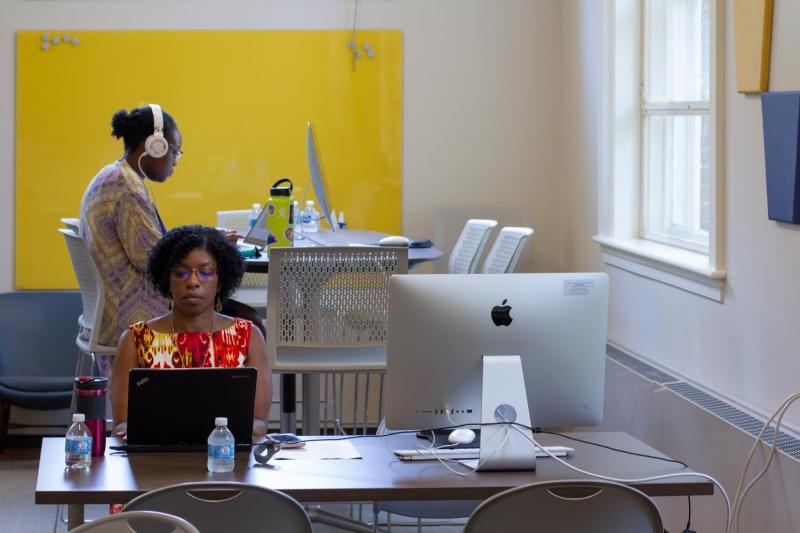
[111,225,271,438]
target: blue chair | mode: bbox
[0,291,81,450]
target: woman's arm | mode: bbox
[246,325,272,438]
[111,330,138,436]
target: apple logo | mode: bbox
[491,299,513,326]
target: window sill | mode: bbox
[593,235,727,302]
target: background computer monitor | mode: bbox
[384,273,609,430]
[306,122,337,232]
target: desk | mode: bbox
[244,229,442,273]
[36,432,713,529]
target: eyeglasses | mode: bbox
[169,144,183,161]
[170,268,217,282]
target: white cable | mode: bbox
[510,425,731,533]
[730,392,800,533]
[734,403,790,533]
[413,425,513,477]
[137,152,149,181]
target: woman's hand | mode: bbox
[112,421,127,439]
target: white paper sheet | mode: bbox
[272,439,362,460]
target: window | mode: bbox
[595,0,725,301]
[642,0,710,254]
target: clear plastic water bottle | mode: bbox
[65,413,92,470]
[293,200,304,241]
[303,200,319,233]
[207,417,235,473]
[247,203,261,229]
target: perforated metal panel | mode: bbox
[448,219,498,274]
[269,247,408,352]
[278,249,403,345]
[481,226,534,273]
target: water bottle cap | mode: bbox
[72,413,85,423]
[252,203,260,210]
[306,200,314,206]
[215,417,228,426]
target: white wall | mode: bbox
[0,0,564,291]
[563,0,800,433]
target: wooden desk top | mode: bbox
[36,432,712,505]
[244,230,442,273]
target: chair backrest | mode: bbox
[464,480,664,533]
[448,219,498,274]
[124,482,312,533]
[60,228,105,350]
[60,217,80,233]
[217,209,252,234]
[71,510,200,533]
[0,292,81,377]
[266,246,408,372]
[480,226,534,273]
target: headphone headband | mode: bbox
[149,103,164,134]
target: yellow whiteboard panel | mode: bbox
[16,30,402,289]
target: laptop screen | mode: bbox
[126,367,257,448]
[243,204,271,247]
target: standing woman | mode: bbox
[111,226,271,438]
[80,104,181,347]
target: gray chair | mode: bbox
[60,228,117,378]
[448,219,498,273]
[0,291,81,451]
[480,226,534,273]
[124,482,312,533]
[464,479,664,533]
[267,246,408,436]
[71,510,200,533]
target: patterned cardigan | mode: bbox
[79,160,168,346]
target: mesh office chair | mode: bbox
[448,219,498,273]
[480,226,534,273]
[266,246,408,435]
[464,480,664,533]
[60,229,117,377]
[217,209,268,309]
[124,482,312,533]
[71,510,200,533]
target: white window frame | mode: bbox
[594,0,726,302]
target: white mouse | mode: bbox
[378,235,410,247]
[447,428,476,445]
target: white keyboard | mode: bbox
[393,445,573,461]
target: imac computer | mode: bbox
[384,273,609,470]
[306,122,337,232]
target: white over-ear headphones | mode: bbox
[144,103,169,159]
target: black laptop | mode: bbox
[121,367,257,452]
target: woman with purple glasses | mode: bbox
[111,225,271,439]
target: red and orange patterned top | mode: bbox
[130,318,252,369]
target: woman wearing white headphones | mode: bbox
[79,104,182,349]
